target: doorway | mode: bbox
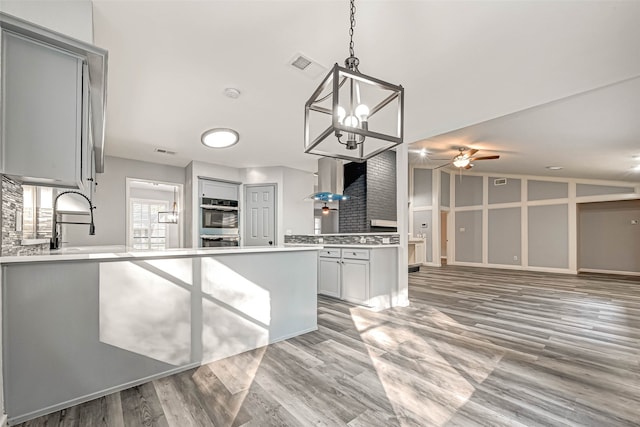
[440,210,448,265]
[125,178,183,249]
[244,184,277,246]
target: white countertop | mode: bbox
[0,245,322,264]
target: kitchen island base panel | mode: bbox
[2,249,318,424]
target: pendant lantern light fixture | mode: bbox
[158,186,179,224]
[304,0,404,163]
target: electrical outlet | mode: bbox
[632,220,639,225]
[513,255,518,261]
[382,237,390,244]
[318,237,324,243]
[360,237,367,244]
[459,227,465,232]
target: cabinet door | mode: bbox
[341,259,369,304]
[200,179,238,200]
[1,32,83,187]
[318,257,341,298]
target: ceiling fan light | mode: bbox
[453,156,470,168]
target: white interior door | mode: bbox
[244,184,276,246]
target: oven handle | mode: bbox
[200,205,238,211]
[200,235,240,240]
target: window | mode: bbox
[22,185,53,239]
[130,198,168,250]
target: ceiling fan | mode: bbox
[321,203,338,215]
[435,147,500,170]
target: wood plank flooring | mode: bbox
[17,266,640,426]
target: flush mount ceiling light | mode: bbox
[201,128,239,148]
[304,0,404,163]
[546,166,563,170]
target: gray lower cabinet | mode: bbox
[318,247,397,308]
[318,248,341,297]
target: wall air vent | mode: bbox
[288,53,327,79]
[494,178,507,186]
[154,148,176,155]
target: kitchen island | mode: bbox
[1,246,320,424]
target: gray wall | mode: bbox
[455,210,483,263]
[528,204,568,268]
[528,180,568,201]
[413,168,432,206]
[66,156,186,246]
[488,177,521,204]
[576,184,636,198]
[488,207,521,265]
[578,200,640,273]
[455,175,483,207]
[440,172,450,208]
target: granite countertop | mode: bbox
[0,245,322,264]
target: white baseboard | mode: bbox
[448,261,575,275]
[1,413,7,427]
[579,268,640,277]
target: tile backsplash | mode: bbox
[2,175,24,255]
[1,176,49,256]
[285,234,400,245]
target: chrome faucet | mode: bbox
[50,191,96,249]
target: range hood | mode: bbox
[308,158,349,202]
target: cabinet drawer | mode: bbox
[341,249,370,260]
[319,249,341,258]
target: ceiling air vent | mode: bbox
[288,53,327,79]
[494,178,507,186]
[154,148,176,155]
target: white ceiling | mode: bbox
[91,0,640,182]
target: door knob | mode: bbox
[268,240,273,246]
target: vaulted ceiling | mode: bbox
[91,0,640,182]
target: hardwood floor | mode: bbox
[17,266,640,426]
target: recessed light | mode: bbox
[546,166,563,170]
[201,128,239,148]
[224,88,241,99]
[419,149,427,158]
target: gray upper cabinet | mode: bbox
[0,13,107,191]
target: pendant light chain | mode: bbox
[345,0,360,71]
[349,0,356,59]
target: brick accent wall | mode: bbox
[339,151,397,233]
[339,162,367,233]
[366,151,397,225]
